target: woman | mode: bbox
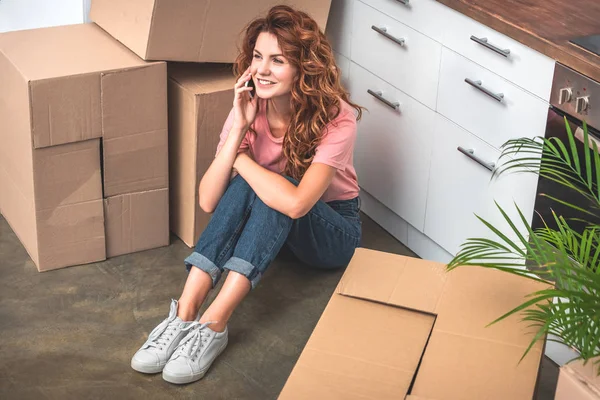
[131,5,363,385]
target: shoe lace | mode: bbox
[172,321,215,360]
[144,317,184,350]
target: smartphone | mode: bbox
[245,78,255,99]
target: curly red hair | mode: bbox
[234,5,363,180]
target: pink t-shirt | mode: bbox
[216,98,359,202]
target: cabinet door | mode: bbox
[424,114,538,256]
[0,0,86,33]
[348,62,435,231]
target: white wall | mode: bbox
[0,0,89,33]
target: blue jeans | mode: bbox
[184,175,362,289]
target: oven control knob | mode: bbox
[575,96,590,114]
[559,87,572,104]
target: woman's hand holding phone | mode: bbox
[232,67,258,133]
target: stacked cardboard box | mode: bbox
[167,63,236,247]
[0,23,169,271]
[0,1,333,268]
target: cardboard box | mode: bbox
[555,358,600,400]
[168,63,236,247]
[90,0,332,63]
[104,188,170,257]
[279,248,549,400]
[0,23,168,271]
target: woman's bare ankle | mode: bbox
[199,314,227,333]
[177,299,200,322]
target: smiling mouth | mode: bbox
[257,78,276,85]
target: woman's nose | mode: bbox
[257,60,270,76]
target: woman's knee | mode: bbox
[282,175,299,187]
[229,174,253,192]
[221,174,256,202]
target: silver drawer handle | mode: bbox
[470,35,510,57]
[395,0,410,5]
[457,147,495,171]
[371,25,406,47]
[367,89,400,110]
[465,78,505,103]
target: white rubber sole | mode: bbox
[131,358,166,374]
[162,339,228,385]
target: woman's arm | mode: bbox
[233,153,336,219]
[198,126,247,213]
[199,68,257,213]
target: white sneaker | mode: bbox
[131,299,195,374]
[162,321,228,384]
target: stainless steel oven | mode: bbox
[532,64,600,234]
[532,63,600,366]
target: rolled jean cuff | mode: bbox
[223,257,262,290]
[184,252,222,288]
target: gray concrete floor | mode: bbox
[0,213,558,399]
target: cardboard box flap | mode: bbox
[89,0,155,59]
[101,64,167,139]
[279,293,435,400]
[103,130,168,197]
[0,23,147,81]
[36,199,106,272]
[101,64,168,196]
[30,74,102,149]
[433,265,550,348]
[168,63,235,95]
[146,0,213,61]
[412,331,543,400]
[32,139,102,212]
[337,248,448,314]
[104,188,169,257]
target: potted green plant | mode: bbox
[447,117,600,378]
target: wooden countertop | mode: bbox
[437,0,600,82]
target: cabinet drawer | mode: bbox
[424,114,538,256]
[437,48,549,150]
[325,0,354,59]
[359,0,448,42]
[351,0,442,109]
[439,6,554,100]
[348,62,435,231]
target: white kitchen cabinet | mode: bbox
[437,47,549,150]
[424,113,538,256]
[330,0,550,269]
[326,0,354,59]
[351,0,442,109]
[348,62,435,231]
[438,6,554,101]
[0,0,89,33]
